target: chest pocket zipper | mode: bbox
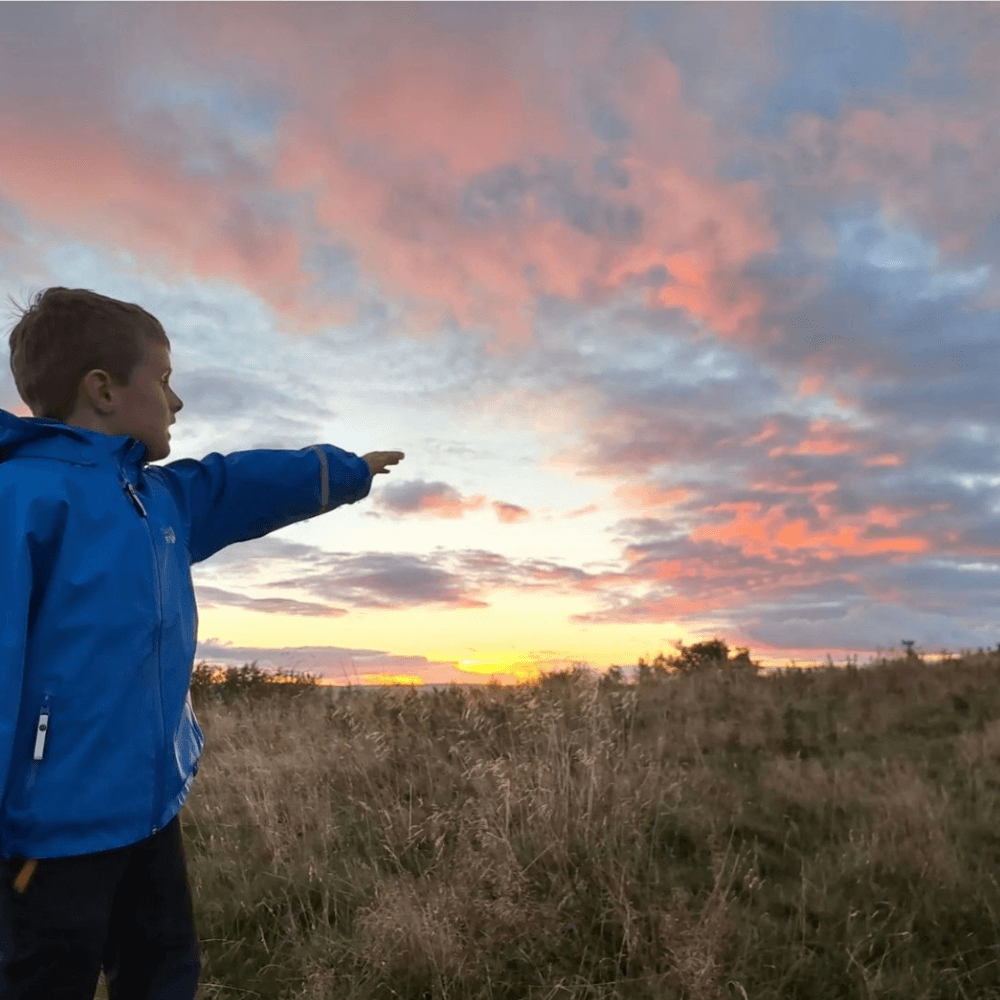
[33,708,49,761]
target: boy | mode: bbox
[0,287,403,998]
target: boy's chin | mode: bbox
[143,438,170,462]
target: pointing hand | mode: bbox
[362,451,405,476]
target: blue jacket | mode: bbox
[0,409,373,860]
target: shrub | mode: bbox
[637,638,761,680]
[189,659,320,707]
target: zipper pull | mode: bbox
[33,710,49,761]
[122,477,147,517]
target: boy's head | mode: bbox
[7,287,183,463]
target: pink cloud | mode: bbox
[613,483,691,510]
[691,501,931,560]
[267,12,780,347]
[767,420,862,457]
[864,453,905,467]
[338,28,568,177]
[493,501,530,524]
[0,4,787,352]
[0,102,356,334]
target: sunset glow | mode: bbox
[2,3,999,683]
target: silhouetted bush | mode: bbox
[189,659,320,707]
[637,638,761,680]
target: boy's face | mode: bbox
[65,337,183,463]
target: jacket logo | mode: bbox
[162,526,176,544]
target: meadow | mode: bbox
[93,643,1000,1000]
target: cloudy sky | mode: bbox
[2,2,999,685]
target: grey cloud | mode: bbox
[633,3,780,129]
[858,353,1000,426]
[957,521,1000,549]
[191,534,324,572]
[460,549,609,591]
[751,5,908,136]
[740,601,998,656]
[593,156,630,190]
[167,365,339,428]
[372,479,531,522]
[588,104,631,144]
[0,3,127,111]
[192,583,348,618]
[461,165,531,223]
[302,242,359,298]
[460,160,643,240]
[192,538,625,615]
[870,560,1000,616]
[536,161,642,240]
[968,208,1000,261]
[285,552,487,610]
[741,188,1000,437]
[376,479,464,514]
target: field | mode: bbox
[93,648,1000,999]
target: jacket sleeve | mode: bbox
[160,444,373,565]
[0,485,39,846]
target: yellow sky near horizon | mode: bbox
[194,585,883,686]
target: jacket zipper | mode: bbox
[122,476,146,517]
[121,472,164,834]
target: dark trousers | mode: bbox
[0,813,201,999]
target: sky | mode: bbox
[1,2,999,686]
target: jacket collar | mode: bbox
[0,409,150,479]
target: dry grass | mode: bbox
[92,650,1000,999]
